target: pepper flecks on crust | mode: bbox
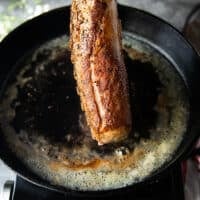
[70,0,132,145]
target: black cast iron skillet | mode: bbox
[0,5,200,198]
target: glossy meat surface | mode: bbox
[70,0,132,145]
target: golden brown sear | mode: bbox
[70,0,132,145]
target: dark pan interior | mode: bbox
[0,5,200,196]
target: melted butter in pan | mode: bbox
[0,35,189,191]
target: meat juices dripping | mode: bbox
[70,0,132,145]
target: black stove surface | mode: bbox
[13,163,184,200]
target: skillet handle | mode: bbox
[183,5,200,169]
[183,4,200,55]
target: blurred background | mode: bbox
[0,0,199,41]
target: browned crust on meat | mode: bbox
[70,0,132,145]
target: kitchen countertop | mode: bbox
[0,0,200,199]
